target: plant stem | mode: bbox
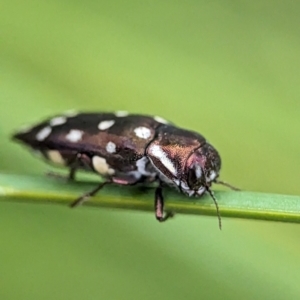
[0,173,300,224]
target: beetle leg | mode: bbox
[155,184,174,222]
[68,165,77,181]
[111,174,142,185]
[47,152,91,181]
[46,165,77,181]
[70,174,143,208]
[70,181,112,208]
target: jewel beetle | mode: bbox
[12,111,238,228]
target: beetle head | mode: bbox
[181,143,221,196]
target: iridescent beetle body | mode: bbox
[13,111,238,228]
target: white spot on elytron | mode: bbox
[66,129,83,143]
[50,116,67,126]
[154,116,168,124]
[92,156,115,175]
[98,120,115,130]
[64,110,78,117]
[106,141,116,153]
[115,111,129,117]
[208,170,217,181]
[149,144,177,176]
[134,126,151,139]
[47,150,65,165]
[36,126,52,141]
[195,165,202,179]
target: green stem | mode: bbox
[0,173,300,224]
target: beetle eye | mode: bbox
[187,165,203,189]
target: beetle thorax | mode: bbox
[147,142,221,197]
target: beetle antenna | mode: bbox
[215,179,240,191]
[206,187,222,230]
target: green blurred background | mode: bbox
[1,1,300,299]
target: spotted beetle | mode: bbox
[12,111,238,228]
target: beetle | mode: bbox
[12,111,238,228]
